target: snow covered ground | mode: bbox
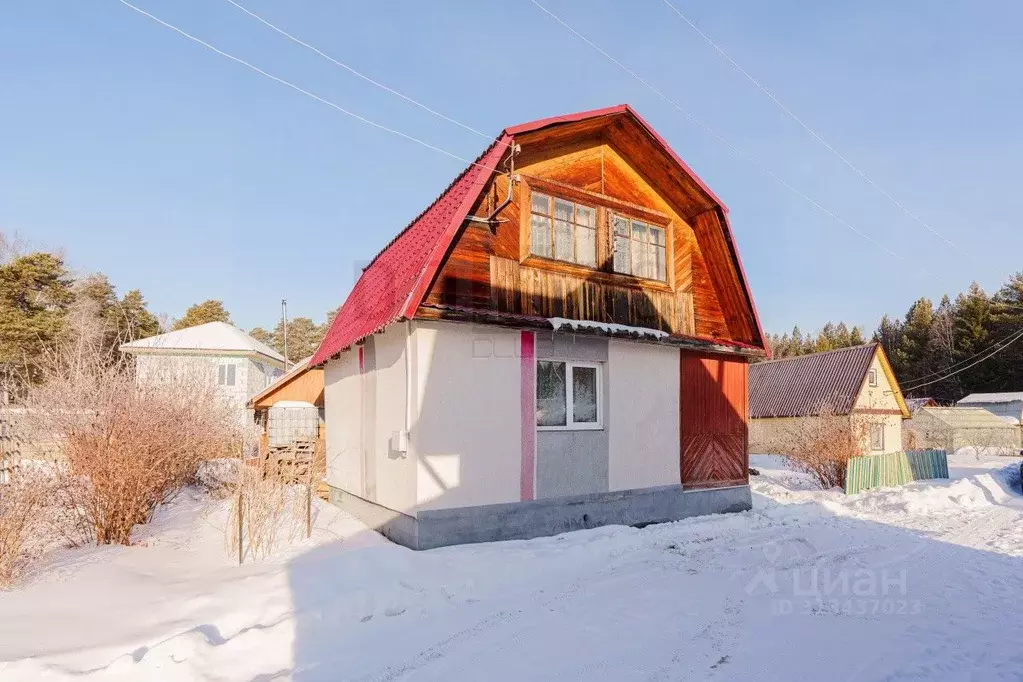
[2,453,1022,681]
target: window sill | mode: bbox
[537,423,604,432]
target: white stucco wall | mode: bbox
[323,349,362,496]
[367,325,415,513]
[133,353,244,408]
[607,340,680,491]
[412,321,521,512]
[133,352,283,408]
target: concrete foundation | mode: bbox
[327,483,752,550]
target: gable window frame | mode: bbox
[536,359,603,431]
[611,212,668,282]
[869,422,884,451]
[528,191,597,268]
[868,369,878,387]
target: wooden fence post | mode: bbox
[306,482,312,539]
[237,491,244,565]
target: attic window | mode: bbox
[612,214,667,281]
[868,369,878,387]
[529,192,596,267]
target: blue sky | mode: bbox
[2,1,1020,335]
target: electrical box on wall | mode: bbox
[390,429,409,454]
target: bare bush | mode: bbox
[18,313,241,546]
[0,469,49,587]
[227,459,309,562]
[780,407,868,489]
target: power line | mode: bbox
[898,326,1023,385]
[528,0,908,265]
[900,327,1023,391]
[218,0,492,141]
[658,0,969,258]
[117,1,507,174]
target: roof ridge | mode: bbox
[753,342,877,366]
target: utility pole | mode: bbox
[281,298,289,371]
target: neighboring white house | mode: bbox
[957,392,1023,425]
[119,322,286,423]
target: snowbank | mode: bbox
[1,457,1022,681]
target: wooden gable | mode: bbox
[417,109,764,353]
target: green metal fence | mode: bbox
[844,449,948,495]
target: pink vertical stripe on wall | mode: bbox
[520,331,536,501]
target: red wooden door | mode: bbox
[680,352,749,489]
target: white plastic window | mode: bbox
[536,360,602,430]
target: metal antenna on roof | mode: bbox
[281,298,289,371]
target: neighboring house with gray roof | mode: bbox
[749,343,911,457]
[120,322,286,424]
[957,392,1023,425]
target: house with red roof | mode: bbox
[748,343,911,458]
[311,105,769,549]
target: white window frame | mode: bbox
[528,191,598,268]
[869,422,884,451]
[611,212,668,282]
[868,369,878,387]
[536,360,603,431]
[218,363,236,387]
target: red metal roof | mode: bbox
[749,344,879,418]
[310,137,509,366]
[311,105,767,366]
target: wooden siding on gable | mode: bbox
[251,366,325,410]
[421,114,760,349]
[490,257,694,336]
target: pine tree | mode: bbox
[250,317,328,362]
[875,314,907,378]
[173,300,231,330]
[952,282,994,394]
[115,290,161,341]
[900,298,934,387]
[989,273,1023,392]
[0,252,75,385]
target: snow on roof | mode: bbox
[548,318,669,339]
[958,392,1023,405]
[119,322,285,363]
[918,407,1018,429]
